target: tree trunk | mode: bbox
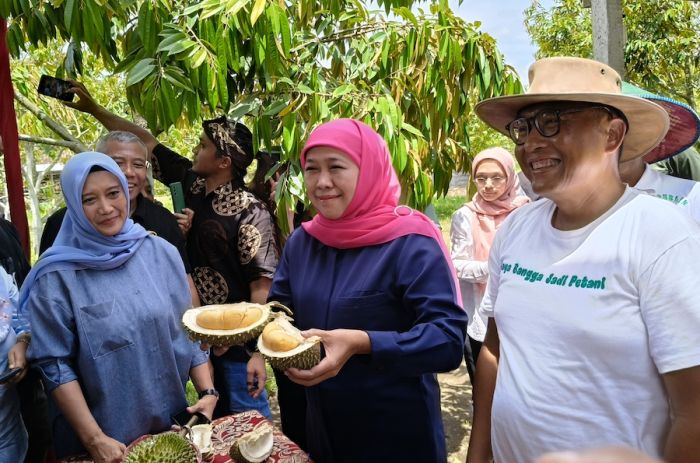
[20,143,44,259]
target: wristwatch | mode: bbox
[198,388,219,399]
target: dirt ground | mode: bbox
[440,361,472,462]
[267,361,473,462]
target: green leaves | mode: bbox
[251,0,267,26]
[126,58,156,86]
[525,0,699,111]
[6,0,523,211]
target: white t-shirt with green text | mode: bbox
[482,187,700,462]
[635,164,700,223]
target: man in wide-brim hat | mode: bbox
[466,57,700,463]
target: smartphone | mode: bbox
[170,182,186,214]
[171,408,209,427]
[0,367,22,385]
[37,75,75,102]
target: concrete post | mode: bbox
[589,0,626,78]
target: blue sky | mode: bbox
[448,0,556,79]
[403,1,556,80]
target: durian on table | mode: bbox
[123,432,199,463]
[229,422,274,463]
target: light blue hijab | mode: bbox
[19,152,149,313]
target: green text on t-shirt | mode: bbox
[501,262,607,290]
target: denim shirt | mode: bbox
[0,266,27,343]
[26,236,207,457]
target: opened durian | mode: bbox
[183,302,291,346]
[229,423,274,463]
[124,432,199,463]
[257,312,321,370]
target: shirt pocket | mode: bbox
[77,301,134,359]
[331,291,398,331]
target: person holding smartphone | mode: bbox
[0,265,29,462]
[62,82,279,420]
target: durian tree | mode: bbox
[525,0,700,110]
[3,0,522,218]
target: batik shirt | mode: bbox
[151,144,278,307]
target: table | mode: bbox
[61,410,312,463]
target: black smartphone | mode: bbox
[0,367,22,385]
[171,408,209,427]
[37,74,75,102]
[169,182,186,214]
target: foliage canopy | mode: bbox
[525,0,700,110]
[4,0,522,213]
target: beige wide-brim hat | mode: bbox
[475,57,670,161]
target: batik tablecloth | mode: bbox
[60,410,312,463]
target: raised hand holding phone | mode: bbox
[37,75,75,102]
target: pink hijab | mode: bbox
[301,119,462,306]
[466,147,529,267]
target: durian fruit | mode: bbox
[257,312,321,370]
[123,432,199,463]
[183,302,291,346]
[190,424,213,457]
[229,423,274,463]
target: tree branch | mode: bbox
[18,134,84,152]
[13,92,88,151]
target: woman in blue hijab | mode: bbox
[20,152,216,462]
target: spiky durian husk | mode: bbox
[258,339,321,370]
[183,321,267,346]
[183,302,294,347]
[182,303,273,346]
[124,432,198,463]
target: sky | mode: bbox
[409,1,557,80]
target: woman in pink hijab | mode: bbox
[450,147,529,383]
[268,119,467,463]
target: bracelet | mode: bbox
[16,334,31,345]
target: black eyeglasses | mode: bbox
[506,106,618,145]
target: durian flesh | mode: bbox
[183,302,272,346]
[123,432,198,463]
[257,313,321,370]
[196,306,263,330]
[229,423,274,463]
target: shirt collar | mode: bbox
[131,194,147,221]
[632,164,658,194]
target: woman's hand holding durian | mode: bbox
[286,329,370,387]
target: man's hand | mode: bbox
[84,432,126,463]
[286,329,370,387]
[7,339,29,384]
[246,352,267,398]
[175,208,195,235]
[63,80,100,114]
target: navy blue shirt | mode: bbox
[269,230,467,463]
